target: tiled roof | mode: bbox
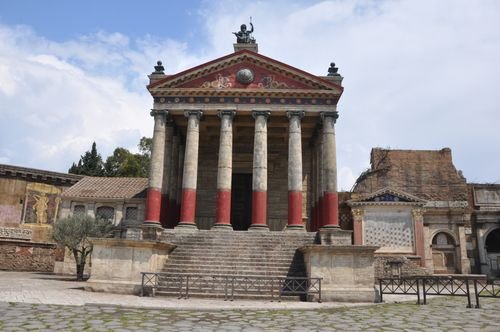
[0,163,82,184]
[62,177,148,200]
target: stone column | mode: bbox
[320,111,339,228]
[250,111,270,230]
[214,110,235,229]
[412,208,425,266]
[178,110,203,228]
[144,110,167,225]
[167,133,180,228]
[286,111,305,230]
[160,123,174,227]
[318,128,325,229]
[352,208,364,245]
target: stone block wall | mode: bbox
[374,255,430,279]
[0,240,57,272]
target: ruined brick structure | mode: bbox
[349,148,473,275]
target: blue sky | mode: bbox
[0,0,499,189]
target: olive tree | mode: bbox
[53,215,113,280]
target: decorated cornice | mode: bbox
[148,50,343,104]
[348,187,426,207]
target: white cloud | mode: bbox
[0,24,209,172]
[199,0,500,185]
[1,0,500,188]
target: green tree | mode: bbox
[104,147,147,177]
[68,142,104,176]
[52,215,113,280]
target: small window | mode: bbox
[73,205,86,216]
[432,232,455,247]
[96,206,115,222]
[125,207,138,221]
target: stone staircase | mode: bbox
[156,230,317,299]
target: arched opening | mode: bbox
[431,232,457,274]
[485,228,500,275]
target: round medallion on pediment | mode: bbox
[236,68,254,84]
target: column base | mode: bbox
[248,224,269,231]
[142,220,163,227]
[212,224,233,231]
[318,228,352,245]
[285,225,306,232]
[175,222,198,231]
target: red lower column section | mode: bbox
[179,189,196,225]
[287,191,303,227]
[160,193,169,228]
[322,192,339,227]
[318,196,324,230]
[215,190,231,226]
[251,191,267,227]
[145,188,162,224]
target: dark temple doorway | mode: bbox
[231,173,252,230]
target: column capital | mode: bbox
[412,208,425,218]
[286,111,305,120]
[252,111,271,120]
[184,110,203,120]
[320,111,339,123]
[150,109,168,117]
[352,208,364,219]
[218,110,236,119]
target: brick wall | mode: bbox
[0,240,57,272]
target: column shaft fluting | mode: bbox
[144,110,167,225]
[250,111,270,229]
[287,111,305,229]
[178,110,203,227]
[160,124,174,227]
[215,111,235,228]
[321,111,339,227]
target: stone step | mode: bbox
[154,290,303,301]
[163,261,295,269]
[168,254,297,262]
[162,267,305,274]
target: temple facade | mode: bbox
[143,43,344,232]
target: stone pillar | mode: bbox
[250,111,270,230]
[318,128,325,229]
[320,111,339,228]
[286,111,305,230]
[167,133,180,228]
[214,110,235,229]
[412,208,425,266]
[178,110,203,228]
[160,123,174,227]
[352,208,364,245]
[144,110,166,225]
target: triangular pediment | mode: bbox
[349,187,426,206]
[148,50,343,96]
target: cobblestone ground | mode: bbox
[1,297,499,332]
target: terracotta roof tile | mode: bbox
[62,177,148,200]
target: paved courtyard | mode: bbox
[1,272,499,331]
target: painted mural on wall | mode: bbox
[22,183,61,225]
